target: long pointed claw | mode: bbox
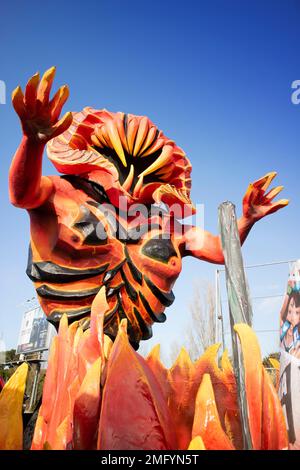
[24,72,40,116]
[37,66,56,105]
[11,86,25,118]
[50,85,69,122]
[263,185,284,202]
[267,199,289,215]
[49,111,73,139]
[252,171,277,192]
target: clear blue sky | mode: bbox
[0,0,299,360]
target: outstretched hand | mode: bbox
[12,66,72,143]
[243,172,289,222]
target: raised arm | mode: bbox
[181,172,289,264]
[9,67,72,209]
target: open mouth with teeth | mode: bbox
[47,107,195,217]
[91,145,165,194]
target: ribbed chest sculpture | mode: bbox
[9,67,288,348]
[26,108,187,347]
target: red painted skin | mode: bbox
[9,67,289,346]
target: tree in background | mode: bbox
[0,349,19,382]
[4,349,18,363]
[263,352,280,368]
[169,280,216,364]
[116,281,217,366]
[263,352,280,388]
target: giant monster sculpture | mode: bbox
[3,67,290,450]
[9,67,288,349]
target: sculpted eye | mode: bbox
[73,205,107,245]
[142,238,177,263]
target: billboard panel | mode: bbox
[279,260,300,449]
[16,306,55,354]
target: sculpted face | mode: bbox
[24,108,192,348]
[47,108,195,217]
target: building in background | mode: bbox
[16,306,56,363]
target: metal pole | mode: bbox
[214,269,219,344]
[217,271,226,353]
[28,353,41,412]
[218,201,253,450]
[215,269,226,352]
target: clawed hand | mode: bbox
[243,172,289,222]
[12,66,72,143]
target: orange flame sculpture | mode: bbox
[0,289,287,451]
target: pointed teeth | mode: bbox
[126,117,139,155]
[117,150,127,167]
[133,174,144,196]
[138,145,172,179]
[91,134,102,147]
[133,116,149,156]
[107,120,127,167]
[139,126,158,156]
[123,165,135,192]
[95,127,110,148]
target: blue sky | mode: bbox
[0,0,299,360]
